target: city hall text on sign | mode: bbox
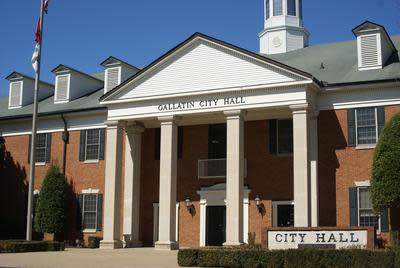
[267,230,368,249]
[158,97,246,112]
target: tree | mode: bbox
[0,137,5,168]
[34,164,68,240]
[371,113,400,211]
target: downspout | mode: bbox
[61,114,69,175]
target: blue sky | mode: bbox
[0,0,399,97]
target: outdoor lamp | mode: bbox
[255,195,263,213]
[185,197,194,214]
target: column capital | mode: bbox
[224,110,247,120]
[125,122,145,134]
[158,115,181,125]
[289,104,310,114]
[105,120,124,129]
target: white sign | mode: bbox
[267,230,368,249]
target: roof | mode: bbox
[0,87,106,121]
[51,64,104,83]
[99,32,319,102]
[266,36,400,87]
[100,56,140,70]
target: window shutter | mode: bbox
[79,130,86,161]
[45,133,52,163]
[99,128,106,160]
[154,128,161,160]
[347,109,356,147]
[349,187,358,226]
[377,106,385,138]
[96,194,103,231]
[76,194,83,231]
[55,75,69,102]
[9,81,22,107]
[106,68,120,93]
[178,126,183,159]
[360,35,379,68]
[28,135,32,163]
[381,208,389,232]
[269,120,277,154]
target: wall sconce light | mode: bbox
[255,195,263,214]
[185,197,194,214]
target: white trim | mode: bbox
[35,162,46,166]
[197,183,250,246]
[272,200,294,227]
[0,125,107,138]
[82,229,97,233]
[100,36,312,103]
[84,159,100,164]
[101,80,312,105]
[354,180,371,187]
[84,129,101,161]
[104,66,122,94]
[356,187,381,233]
[8,81,23,108]
[81,188,100,194]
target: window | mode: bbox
[299,0,303,19]
[9,81,22,108]
[273,201,294,227]
[266,0,270,19]
[287,0,296,16]
[29,133,51,164]
[85,129,101,161]
[79,129,105,162]
[356,107,378,145]
[273,0,283,15]
[208,124,226,159]
[358,187,380,231]
[55,74,69,103]
[269,119,293,154]
[82,194,98,230]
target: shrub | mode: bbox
[87,236,103,248]
[34,165,68,240]
[177,248,398,268]
[371,113,400,211]
[0,240,64,253]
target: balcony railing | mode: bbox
[198,158,247,179]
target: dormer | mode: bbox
[353,21,397,71]
[101,57,139,94]
[52,65,103,103]
[5,72,53,109]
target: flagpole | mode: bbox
[26,0,45,241]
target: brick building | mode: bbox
[1,1,400,249]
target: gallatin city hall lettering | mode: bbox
[158,97,246,112]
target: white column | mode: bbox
[123,123,144,247]
[100,121,124,249]
[290,104,311,227]
[310,111,319,227]
[223,110,245,246]
[155,116,178,250]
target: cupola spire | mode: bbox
[259,0,309,54]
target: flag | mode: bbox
[44,0,50,14]
[32,19,41,72]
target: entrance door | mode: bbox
[206,206,226,246]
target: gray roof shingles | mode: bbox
[1,36,400,120]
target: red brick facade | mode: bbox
[1,105,399,246]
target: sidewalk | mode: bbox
[0,247,180,268]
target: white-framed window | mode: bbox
[277,119,293,154]
[85,129,101,161]
[287,0,296,16]
[355,107,378,146]
[273,0,283,16]
[35,133,48,163]
[265,0,270,20]
[272,201,294,227]
[82,193,98,230]
[357,187,381,232]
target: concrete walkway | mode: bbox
[0,248,180,268]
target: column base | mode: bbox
[99,240,123,249]
[223,241,244,247]
[155,241,179,250]
[124,240,143,248]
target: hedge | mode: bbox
[178,248,400,268]
[0,240,65,253]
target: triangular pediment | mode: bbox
[101,34,311,102]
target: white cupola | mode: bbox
[259,0,309,55]
[100,56,139,94]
